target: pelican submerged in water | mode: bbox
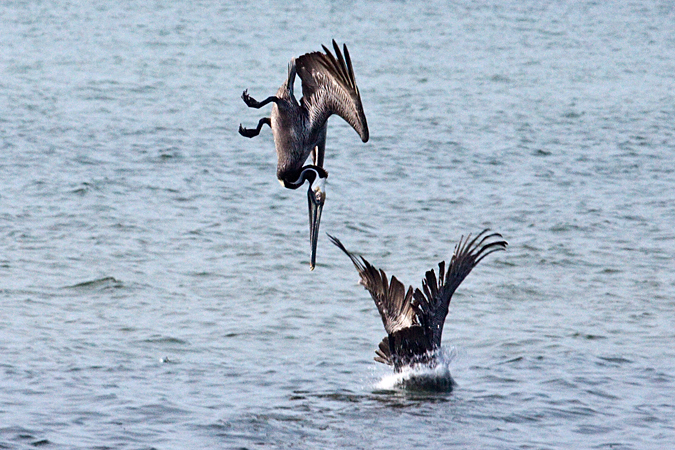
[329,230,507,379]
[239,40,369,270]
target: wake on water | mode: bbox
[374,347,457,392]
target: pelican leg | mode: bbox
[241,90,278,109]
[239,117,271,138]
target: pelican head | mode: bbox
[282,165,328,270]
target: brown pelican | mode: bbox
[239,40,369,270]
[328,230,507,374]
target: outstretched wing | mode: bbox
[414,230,508,348]
[296,40,369,142]
[328,234,417,335]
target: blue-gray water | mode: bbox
[2,1,674,448]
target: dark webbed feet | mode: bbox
[241,89,259,108]
[241,89,279,109]
[238,117,271,138]
[238,124,256,138]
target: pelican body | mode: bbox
[329,230,507,373]
[239,40,369,270]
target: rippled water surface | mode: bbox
[2,1,675,448]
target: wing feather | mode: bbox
[328,234,417,335]
[416,230,508,347]
[374,336,392,365]
[296,40,369,142]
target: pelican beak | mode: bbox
[307,180,326,271]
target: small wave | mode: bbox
[375,347,457,392]
[65,277,122,290]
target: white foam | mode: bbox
[374,346,457,391]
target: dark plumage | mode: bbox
[239,40,368,270]
[329,230,507,372]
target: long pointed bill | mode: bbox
[307,181,326,271]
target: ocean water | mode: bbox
[1,1,674,448]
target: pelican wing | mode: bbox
[414,230,508,348]
[374,336,392,365]
[328,234,417,335]
[374,326,434,369]
[296,40,369,142]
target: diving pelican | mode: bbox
[329,230,507,373]
[239,40,369,270]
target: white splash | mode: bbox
[375,346,457,391]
